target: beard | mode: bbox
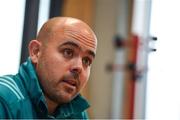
[41,72,80,105]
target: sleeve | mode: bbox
[0,100,8,118]
[0,97,12,119]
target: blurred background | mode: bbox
[0,0,180,119]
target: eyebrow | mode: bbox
[60,41,96,58]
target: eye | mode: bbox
[63,48,73,58]
[82,57,92,67]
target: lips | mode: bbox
[62,79,77,87]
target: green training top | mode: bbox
[0,58,90,119]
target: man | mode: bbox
[0,17,97,119]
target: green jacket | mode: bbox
[0,58,90,119]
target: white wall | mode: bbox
[146,0,180,119]
[0,0,50,76]
[0,0,25,75]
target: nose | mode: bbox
[70,57,83,74]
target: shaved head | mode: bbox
[36,17,97,50]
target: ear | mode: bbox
[28,40,41,64]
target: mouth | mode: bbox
[62,79,77,88]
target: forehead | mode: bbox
[62,33,97,55]
[65,29,96,49]
[52,23,97,53]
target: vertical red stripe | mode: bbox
[129,34,139,119]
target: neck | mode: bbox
[45,96,58,115]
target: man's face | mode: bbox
[35,23,97,104]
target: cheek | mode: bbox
[44,51,65,68]
[37,53,64,80]
[80,70,90,87]
[45,59,66,79]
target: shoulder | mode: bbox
[0,75,25,104]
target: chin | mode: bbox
[55,86,79,104]
[57,93,76,104]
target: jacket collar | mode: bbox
[18,58,90,118]
[55,95,90,118]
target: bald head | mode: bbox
[36,17,97,50]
